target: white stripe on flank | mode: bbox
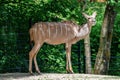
[48,23,50,38]
[65,24,67,36]
[55,24,57,38]
[65,23,68,41]
[39,24,45,36]
[60,23,62,36]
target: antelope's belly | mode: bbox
[45,37,68,45]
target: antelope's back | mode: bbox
[31,22,78,45]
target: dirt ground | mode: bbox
[0,73,120,80]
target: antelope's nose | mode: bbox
[92,19,96,26]
[93,19,96,23]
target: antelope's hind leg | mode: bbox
[29,43,42,74]
[34,43,43,74]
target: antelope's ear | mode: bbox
[92,11,97,18]
[82,13,89,19]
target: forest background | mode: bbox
[0,0,120,76]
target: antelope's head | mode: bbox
[82,12,97,26]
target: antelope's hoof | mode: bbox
[29,72,34,75]
[70,71,74,74]
[38,72,42,75]
[67,71,74,74]
[36,71,42,75]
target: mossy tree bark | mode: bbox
[94,4,117,74]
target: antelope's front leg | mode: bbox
[66,44,74,74]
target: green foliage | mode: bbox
[108,12,120,75]
[37,44,66,73]
[0,0,83,73]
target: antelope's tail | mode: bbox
[29,28,34,48]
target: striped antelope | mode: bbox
[29,12,97,74]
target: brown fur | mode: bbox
[29,12,97,74]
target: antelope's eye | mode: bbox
[88,18,91,19]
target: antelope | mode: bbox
[29,12,97,74]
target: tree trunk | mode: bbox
[90,0,106,2]
[79,0,92,74]
[94,4,116,75]
[84,34,92,74]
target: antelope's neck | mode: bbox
[77,23,90,38]
[87,22,92,30]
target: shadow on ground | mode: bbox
[0,73,33,80]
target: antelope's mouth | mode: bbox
[92,21,96,26]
